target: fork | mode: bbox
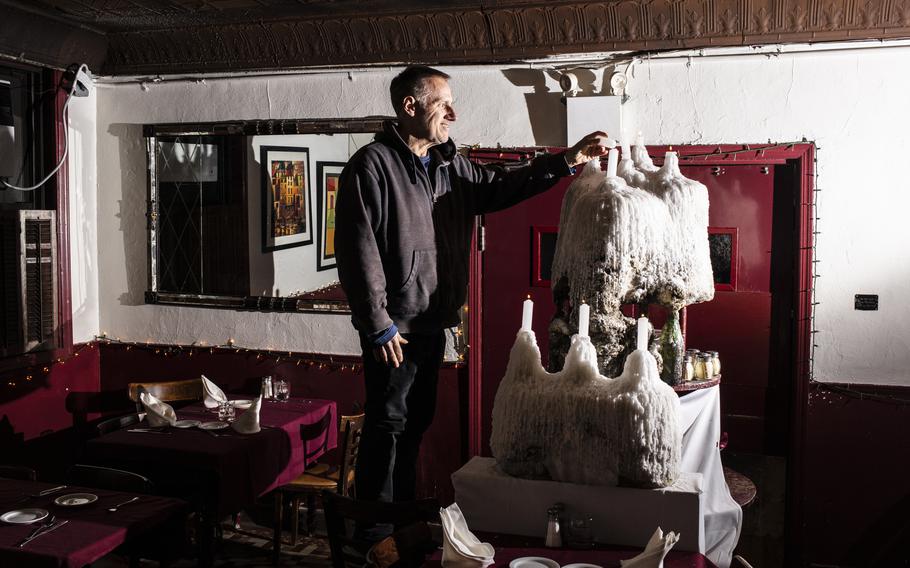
[17,515,56,546]
[17,519,68,547]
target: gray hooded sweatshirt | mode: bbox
[335,121,572,337]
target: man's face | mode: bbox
[413,77,457,145]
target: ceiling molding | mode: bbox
[103,0,910,75]
[2,1,908,75]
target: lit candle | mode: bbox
[606,148,619,177]
[637,316,650,351]
[578,303,590,338]
[521,296,534,332]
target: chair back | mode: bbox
[128,379,203,412]
[96,413,141,436]
[0,465,37,481]
[336,413,365,496]
[300,409,333,462]
[68,464,153,493]
[322,491,439,568]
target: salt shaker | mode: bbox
[261,376,273,399]
[545,504,564,548]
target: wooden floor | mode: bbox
[96,509,333,567]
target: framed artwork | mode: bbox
[261,145,312,252]
[531,225,559,287]
[707,227,738,291]
[317,161,345,271]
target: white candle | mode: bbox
[621,140,632,160]
[521,297,534,332]
[606,148,619,177]
[578,303,590,338]
[637,316,651,351]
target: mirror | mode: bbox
[144,117,390,312]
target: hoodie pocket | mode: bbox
[395,249,437,315]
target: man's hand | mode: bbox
[565,131,610,168]
[373,332,409,368]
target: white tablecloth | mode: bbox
[678,385,742,568]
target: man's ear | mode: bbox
[402,95,418,117]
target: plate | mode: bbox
[509,557,560,568]
[231,399,252,409]
[563,564,602,568]
[173,420,201,429]
[54,493,98,507]
[0,508,49,524]
[199,421,229,430]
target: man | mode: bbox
[335,65,607,505]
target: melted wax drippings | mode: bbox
[549,138,714,376]
[490,330,681,488]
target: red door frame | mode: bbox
[467,142,815,562]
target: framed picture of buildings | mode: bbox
[316,161,345,271]
[260,145,312,252]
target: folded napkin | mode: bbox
[140,391,177,427]
[440,503,494,568]
[620,527,679,568]
[202,374,227,408]
[231,395,262,434]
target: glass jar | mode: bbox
[659,309,685,386]
[708,351,721,376]
[696,354,714,379]
[695,355,708,381]
[683,355,695,382]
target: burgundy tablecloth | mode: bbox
[0,478,187,568]
[82,397,337,515]
[428,534,718,568]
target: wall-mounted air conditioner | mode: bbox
[0,210,57,356]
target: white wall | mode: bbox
[89,44,910,383]
[67,91,98,343]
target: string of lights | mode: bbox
[2,336,370,389]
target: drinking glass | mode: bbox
[567,515,594,549]
[274,379,290,402]
[218,400,236,422]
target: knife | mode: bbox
[17,520,69,548]
[128,428,171,434]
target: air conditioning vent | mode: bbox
[0,210,57,356]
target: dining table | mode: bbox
[428,532,719,568]
[0,478,187,568]
[81,397,337,516]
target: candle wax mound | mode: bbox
[548,134,714,377]
[490,329,681,488]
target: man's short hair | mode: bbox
[389,65,451,116]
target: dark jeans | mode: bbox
[355,330,446,503]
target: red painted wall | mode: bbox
[0,342,100,442]
[800,382,910,567]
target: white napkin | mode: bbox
[201,374,227,408]
[140,391,177,427]
[231,395,262,434]
[439,503,494,568]
[620,527,680,568]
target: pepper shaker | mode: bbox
[261,376,273,399]
[545,503,564,548]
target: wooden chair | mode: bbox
[96,413,141,436]
[272,413,365,563]
[127,379,203,412]
[322,491,439,568]
[0,465,37,481]
[68,464,153,493]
